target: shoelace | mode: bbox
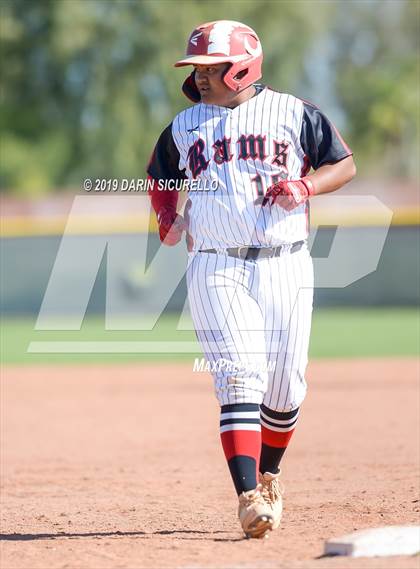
[261,477,284,503]
[243,485,266,507]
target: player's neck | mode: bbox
[225,85,257,109]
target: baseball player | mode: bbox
[147,20,355,538]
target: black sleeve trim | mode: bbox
[147,123,187,180]
[300,101,353,169]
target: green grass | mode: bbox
[309,308,419,358]
[1,308,418,365]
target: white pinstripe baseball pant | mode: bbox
[186,244,314,411]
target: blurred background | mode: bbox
[0,0,419,364]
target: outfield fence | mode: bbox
[1,225,418,316]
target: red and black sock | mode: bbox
[259,404,300,474]
[220,403,261,495]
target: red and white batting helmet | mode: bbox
[175,20,263,95]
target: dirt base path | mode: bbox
[1,359,419,569]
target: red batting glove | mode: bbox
[262,177,315,210]
[157,206,187,246]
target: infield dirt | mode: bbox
[1,359,419,569]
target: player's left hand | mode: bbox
[262,177,315,210]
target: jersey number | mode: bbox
[252,173,287,196]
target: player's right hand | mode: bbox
[157,206,188,246]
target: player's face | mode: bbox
[194,63,238,107]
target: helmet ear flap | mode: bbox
[182,71,201,102]
[233,69,248,81]
[221,62,234,81]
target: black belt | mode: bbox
[198,240,304,261]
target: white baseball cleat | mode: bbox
[259,470,284,529]
[238,484,274,538]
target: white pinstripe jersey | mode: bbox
[148,85,352,250]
